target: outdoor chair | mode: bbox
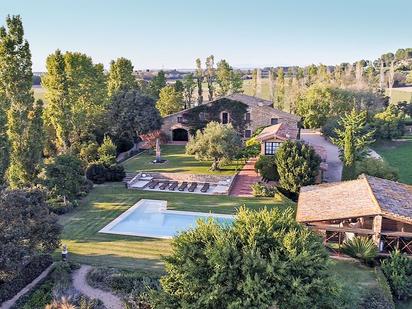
[200,183,210,193]
[188,182,198,192]
[148,180,159,189]
[168,181,178,191]
[159,181,170,190]
[178,182,188,191]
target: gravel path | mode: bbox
[301,130,343,182]
[72,265,123,309]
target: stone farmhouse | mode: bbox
[297,174,412,254]
[160,94,301,142]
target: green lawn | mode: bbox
[123,145,243,175]
[59,182,292,271]
[372,139,412,184]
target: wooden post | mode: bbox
[372,215,382,249]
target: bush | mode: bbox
[358,288,395,309]
[254,155,279,181]
[47,197,77,215]
[0,254,53,303]
[355,158,399,181]
[342,237,377,264]
[381,250,412,300]
[85,163,107,184]
[105,164,126,182]
[251,182,277,197]
[321,117,341,139]
[373,105,405,140]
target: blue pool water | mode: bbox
[99,199,234,239]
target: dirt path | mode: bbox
[72,265,123,309]
[0,264,54,309]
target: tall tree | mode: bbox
[107,90,162,142]
[43,51,108,152]
[215,60,243,96]
[156,85,184,116]
[275,67,285,110]
[147,70,166,99]
[251,68,258,96]
[107,57,136,97]
[195,58,203,105]
[0,95,9,183]
[331,109,375,180]
[182,73,196,108]
[205,55,215,101]
[42,50,70,151]
[268,67,275,103]
[0,15,40,187]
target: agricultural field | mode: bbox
[386,87,412,104]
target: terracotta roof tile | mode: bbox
[297,175,412,223]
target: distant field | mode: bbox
[32,85,46,103]
[386,87,412,104]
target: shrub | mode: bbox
[254,155,279,181]
[98,135,117,166]
[47,197,77,215]
[373,105,405,140]
[85,163,107,184]
[0,254,53,303]
[342,237,377,264]
[275,140,321,193]
[105,164,126,182]
[355,158,399,181]
[150,207,346,308]
[321,117,341,139]
[79,142,99,165]
[381,250,412,300]
[251,182,277,197]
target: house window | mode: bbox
[244,130,251,138]
[265,142,281,155]
[199,112,206,121]
[221,112,229,124]
[271,118,279,125]
[177,116,183,123]
[245,112,251,121]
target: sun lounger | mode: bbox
[168,181,178,191]
[200,183,210,193]
[178,182,188,191]
[188,182,198,192]
[148,180,159,189]
[159,181,170,190]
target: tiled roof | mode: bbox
[255,123,299,141]
[162,94,301,121]
[297,175,412,223]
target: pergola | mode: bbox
[297,175,412,255]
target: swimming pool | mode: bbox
[99,199,234,239]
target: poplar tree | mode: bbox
[107,57,136,96]
[43,51,108,152]
[331,109,375,180]
[0,15,40,187]
[251,69,258,96]
[42,50,71,151]
[275,67,285,110]
[215,60,243,96]
[182,73,195,108]
[205,55,215,101]
[195,58,203,105]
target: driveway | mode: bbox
[300,130,342,182]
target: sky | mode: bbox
[1,0,412,72]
